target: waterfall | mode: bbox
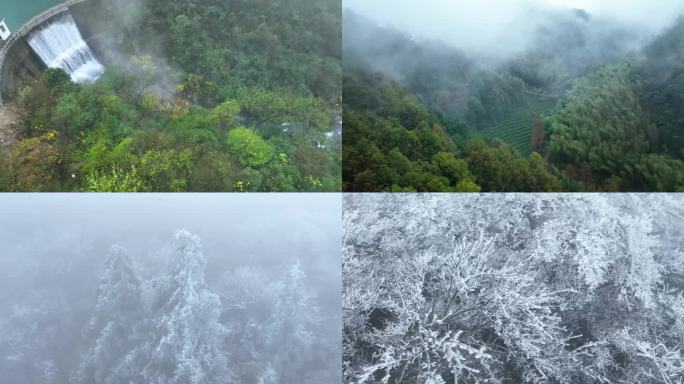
[27,13,104,83]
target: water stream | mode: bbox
[27,13,104,83]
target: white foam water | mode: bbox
[27,13,104,83]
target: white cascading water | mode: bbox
[27,13,104,83]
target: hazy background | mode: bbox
[0,193,341,383]
[0,193,340,292]
[344,0,684,58]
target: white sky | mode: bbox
[344,0,684,54]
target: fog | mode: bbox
[71,0,182,98]
[344,0,684,58]
[343,0,684,123]
[0,194,341,383]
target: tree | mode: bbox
[220,261,333,383]
[83,166,147,192]
[74,245,145,384]
[343,194,684,383]
[548,64,665,190]
[207,101,240,131]
[5,133,62,192]
[42,68,75,95]
[264,262,319,383]
[226,127,275,167]
[343,69,568,192]
[530,118,545,153]
[345,234,589,383]
[235,88,330,132]
[137,230,231,384]
[2,0,341,192]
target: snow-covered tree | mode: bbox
[74,245,144,384]
[344,193,684,384]
[220,261,334,383]
[1,225,337,384]
[347,234,594,383]
[264,261,319,383]
[256,363,278,384]
[138,230,231,384]
[0,293,74,384]
[220,266,277,382]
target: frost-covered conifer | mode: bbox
[74,245,144,384]
[221,266,276,382]
[138,230,231,384]
[264,262,318,383]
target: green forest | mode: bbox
[0,0,341,192]
[343,11,684,192]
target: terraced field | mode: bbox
[477,93,557,156]
[670,72,684,96]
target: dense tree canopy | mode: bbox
[548,63,684,191]
[344,194,684,383]
[342,10,684,192]
[0,0,341,191]
[342,70,570,192]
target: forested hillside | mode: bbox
[343,71,570,192]
[0,0,341,191]
[343,10,684,192]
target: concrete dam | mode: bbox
[0,0,104,105]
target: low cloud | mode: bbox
[344,0,684,59]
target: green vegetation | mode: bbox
[671,72,684,94]
[548,63,684,191]
[472,93,557,156]
[343,12,684,192]
[477,94,556,155]
[343,70,570,192]
[0,0,341,192]
[482,113,534,155]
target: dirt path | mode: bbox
[0,104,21,150]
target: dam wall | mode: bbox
[0,0,94,105]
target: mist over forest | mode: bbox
[0,194,341,383]
[343,0,684,192]
[345,0,684,59]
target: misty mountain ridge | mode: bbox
[343,4,684,192]
[643,15,684,84]
[344,5,667,106]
